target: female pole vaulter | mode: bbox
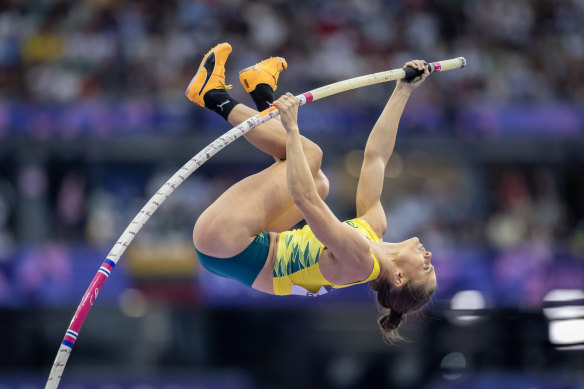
[186,43,436,341]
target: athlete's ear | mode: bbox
[393,272,404,287]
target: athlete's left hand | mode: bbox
[397,59,430,92]
[275,92,299,132]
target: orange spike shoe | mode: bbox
[185,43,233,107]
[239,57,288,93]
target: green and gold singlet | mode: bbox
[273,218,381,296]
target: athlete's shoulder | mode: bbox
[343,218,381,242]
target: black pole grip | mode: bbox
[403,62,433,81]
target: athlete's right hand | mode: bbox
[275,92,299,132]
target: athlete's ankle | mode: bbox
[250,83,274,111]
[203,89,240,120]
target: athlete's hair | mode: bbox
[369,278,435,342]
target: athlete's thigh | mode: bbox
[194,161,294,257]
[264,169,330,232]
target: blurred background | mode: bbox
[1,0,584,388]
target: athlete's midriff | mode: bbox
[250,231,280,294]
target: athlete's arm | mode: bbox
[276,93,372,277]
[356,60,429,237]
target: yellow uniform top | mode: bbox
[273,218,381,296]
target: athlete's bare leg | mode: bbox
[228,103,307,161]
[189,45,329,256]
[193,151,328,258]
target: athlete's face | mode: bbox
[396,237,436,290]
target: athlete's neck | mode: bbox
[370,241,404,284]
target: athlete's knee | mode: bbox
[192,217,209,251]
[315,170,330,200]
[193,210,229,253]
[301,137,323,173]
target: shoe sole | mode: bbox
[185,43,230,98]
[239,57,286,74]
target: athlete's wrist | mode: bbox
[284,124,300,133]
[394,84,413,96]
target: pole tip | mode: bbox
[459,57,467,68]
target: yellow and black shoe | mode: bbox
[239,57,287,93]
[239,57,287,111]
[185,42,233,107]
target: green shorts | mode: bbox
[195,232,270,287]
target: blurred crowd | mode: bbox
[0,0,584,307]
[1,3,583,388]
[0,0,583,105]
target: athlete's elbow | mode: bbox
[363,149,390,166]
[290,189,307,205]
[290,187,318,207]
